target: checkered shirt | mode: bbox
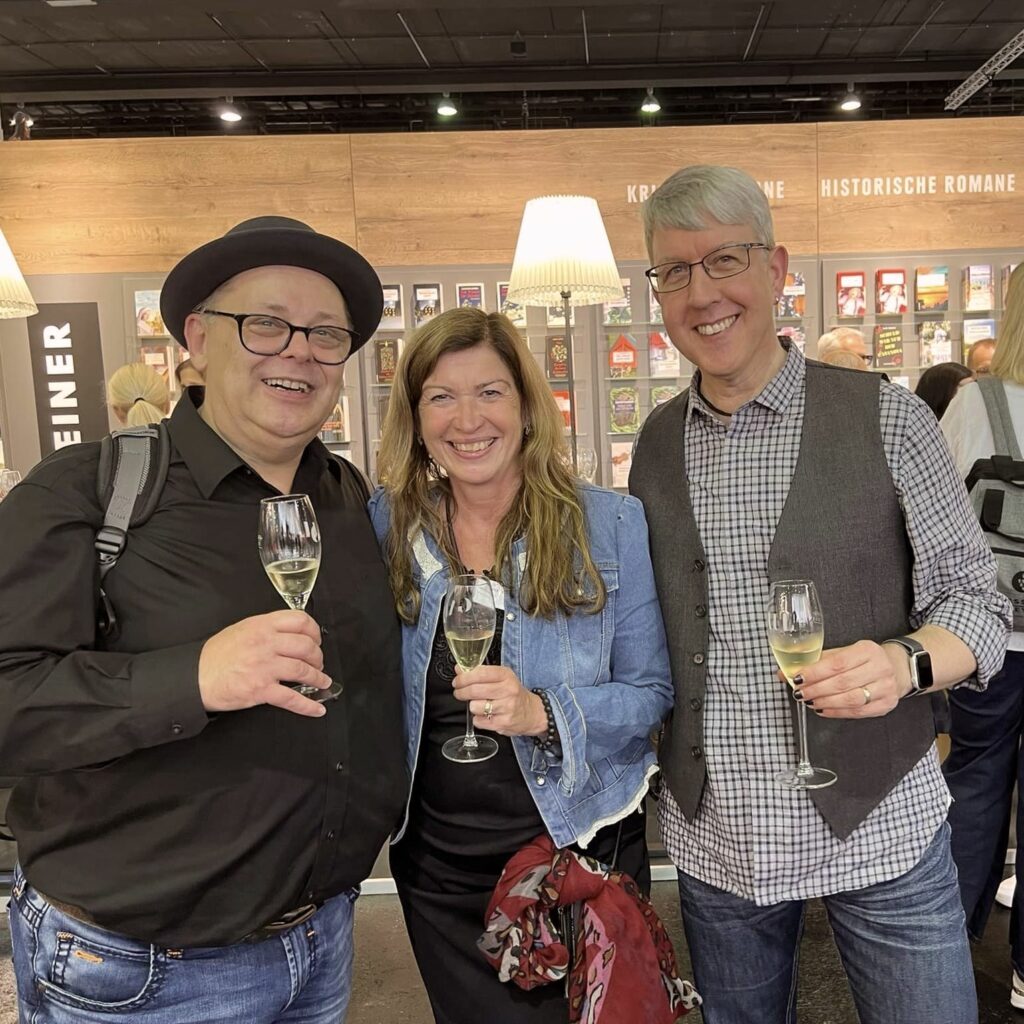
[659,344,1010,905]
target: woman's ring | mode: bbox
[861,686,873,706]
[484,700,494,718]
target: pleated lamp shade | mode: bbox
[506,195,623,307]
[0,228,37,318]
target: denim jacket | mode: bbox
[368,484,673,849]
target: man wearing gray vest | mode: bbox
[630,164,1010,1024]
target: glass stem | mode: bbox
[795,696,813,777]
[463,707,479,748]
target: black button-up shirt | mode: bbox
[0,394,407,946]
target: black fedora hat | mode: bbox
[159,216,383,354]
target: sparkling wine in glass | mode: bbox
[258,494,339,702]
[766,579,836,790]
[442,574,499,763]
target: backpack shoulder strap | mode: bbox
[977,377,1023,460]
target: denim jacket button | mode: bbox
[507,612,515,621]
[535,775,546,786]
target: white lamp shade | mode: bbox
[0,228,37,318]
[506,195,624,307]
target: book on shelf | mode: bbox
[873,325,904,368]
[649,286,664,325]
[610,441,633,489]
[776,272,806,318]
[319,396,350,444]
[652,384,681,407]
[962,264,994,312]
[963,318,997,349]
[456,283,484,309]
[914,266,949,312]
[875,269,907,315]
[603,279,632,325]
[609,386,641,434]
[134,289,168,337]
[546,335,570,381]
[374,336,400,384]
[551,389,573,429]
[649,330,681,377]
[776,324,806,352]
[380,285,404,330]
[413,283,442,325]
[836,271,867,318]
[917,320,953,367]
[607,334,638,378]
[497,282,527,327]
[1002,264,1020,306]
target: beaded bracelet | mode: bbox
[531,688,558,751]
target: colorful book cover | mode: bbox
[963,318,997,348]
[546,303,575,328]
[652,384,681,407]
[610,441,633,488]
[546,335,570,381]
[776,272,806,319]
[649,330,681,377]
[914,266,949,312]
[836,271,867,318]
[456,283,484,309]
[917,320,953,367]
[380,285,404,330]
[413,283,442,325]
[963,264,995,312]
[776,324,806,351]
[319,396,350,444]
[609,386,640,434]
[607,334,638,378]
[134,290,168,337]
[875,269,907,315]
[1002,264,1020,306]
[497,282,527,327]
[374,336,399,384]
[649,287,664,325]
[873,325,903,368]
[551,389,572,430]
[603,279,632,326]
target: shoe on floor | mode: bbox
[1012,970,1024,1010]
[998,876,1017,909]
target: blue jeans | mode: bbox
[945,650,1024,973]
[675,822,976,1024]
[8,865,357,1024]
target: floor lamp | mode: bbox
[0,227,37,319]
[506,195,622,471]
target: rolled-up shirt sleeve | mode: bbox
[884,384,1011,686]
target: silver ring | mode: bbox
[861,686,873,706]
[483,700,494,718]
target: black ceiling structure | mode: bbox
[0,0,1022,139]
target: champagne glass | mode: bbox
[442,574,499,763]
[258,494,340,702]
[577,447,598,484]
[766,579,836,790]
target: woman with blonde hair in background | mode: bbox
[106,362,171,426]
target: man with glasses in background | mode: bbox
[0,217,407,1023]
[629,165,1010,1024]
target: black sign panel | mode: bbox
[27,302,108,457]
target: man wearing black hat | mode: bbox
[0,218,407,1023]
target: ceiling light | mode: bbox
[839,83,862,112]
[218,98,242,123]
[437,92,457,117]
[641,87,661,114]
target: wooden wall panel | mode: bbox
[350,124,819,264]
[817,118,1024,253]
[0,136,356,274]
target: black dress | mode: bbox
[390,610,649,1024]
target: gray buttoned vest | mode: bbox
[630,362,935,840]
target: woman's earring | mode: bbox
[523,423,532,438]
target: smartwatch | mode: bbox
[882,636,934,695]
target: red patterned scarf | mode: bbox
[478,834,701,1023]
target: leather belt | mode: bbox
[242,902,321,944]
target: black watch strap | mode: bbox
[882,636,934,694]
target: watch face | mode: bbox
[911,650,934,690]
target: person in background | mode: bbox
[817,325,870,365]
[369,306,676,1024]
[0,216,407,1024]
[631,163,1010,1024]
[106,362,171,427]
[818,347,868,370]
[915,362,973,422]
[175,356,204,390]
[941,263,1024,1011]
[968,337,998,377]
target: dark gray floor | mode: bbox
[348,874,1024,1023]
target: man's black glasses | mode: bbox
[198,309,358,365]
